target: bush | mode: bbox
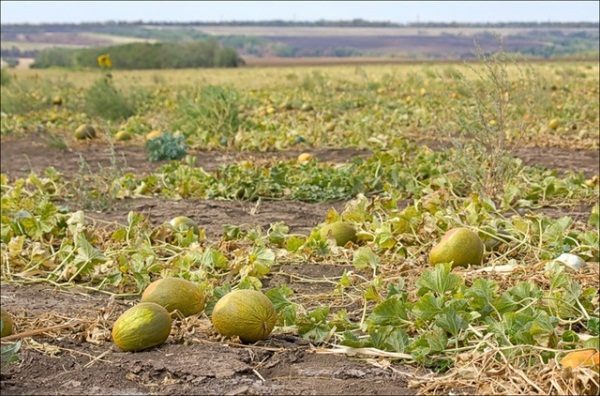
[85,76,134,120]
[145,132,187,162]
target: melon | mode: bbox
[319,221,357,246]
[429,227,484,268]
[297,152,314,164]
[74,124,96,140]
[1,309,14,337]
[52,96,63,106]
[168,216,199,234]
[211,289,276,342]
[548,118,560,130]
[112,302,172,352]
[145,130,162,141]
[141,277,206,317]
[115,130,131,141]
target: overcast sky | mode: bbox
[1,1,598,24]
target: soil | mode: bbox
[87,198,348,238]
[1,136,597,180]
[0,282,415,396]
[0,136,371,180]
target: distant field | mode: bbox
[189,25,599,37]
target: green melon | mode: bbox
[74,124,96,140]
[141,277,206,317]
[168,216,199,234]
[319,221,357,246]
[211,289,276,343]
[114,130,131,141]
[1,309,14,338]
[112,302,172,352]
[429,227,484,268]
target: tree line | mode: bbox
[31,40,244,69]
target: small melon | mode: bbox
[74,124,96,140]
[112,302,172,352]
[1,309,14,337]
[211,289,276,343]
[319,221,357,246]
[168,216,199,234]
[548,118,560,130]
[297,152,314,164]
[429,227,484,268]
[141,277,206,317]
[115,130,131,141]
[145,130,162,141]
[52,96,63,106]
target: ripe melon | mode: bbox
[74,124,96,140]
[112,302,172,352]
[297,152,314,164]
[429,227,484,268]
[145,130,162,141]
[52,96,63,106]
[115,130,131,141]
[1,309,14,337]
[548,118,560,130]
[320,221,357,246]
[141,277,206,317]
[168,216,199,234]
[211,289,276,343]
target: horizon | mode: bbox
[1,1,599,24]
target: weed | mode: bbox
[172,85,240,146]
[444,47,545,197]
[84,76,134,121]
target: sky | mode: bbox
[1,1,599,24]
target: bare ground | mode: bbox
[0,279,416,396]
[1,136,597,180]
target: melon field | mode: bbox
[0,58,599,395]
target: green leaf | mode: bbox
[416,263,463,297]
[266,285,296,326]
[369,325,409,352]
[285,235,305,252]
[465,279,498,318]
[367,296,409,328]
[200,248,229,270]
[410,327,448,357]
[587,317,600,336]
[352,246,380,270]
[413,293,444,321]
[297,306,332,343]
[435,310,468,337]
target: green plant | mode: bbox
[84,76,134,121]
[172,85,240,146]
[145,132,187,162]
[0,68,11,86]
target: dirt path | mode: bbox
[0,280,416,395]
